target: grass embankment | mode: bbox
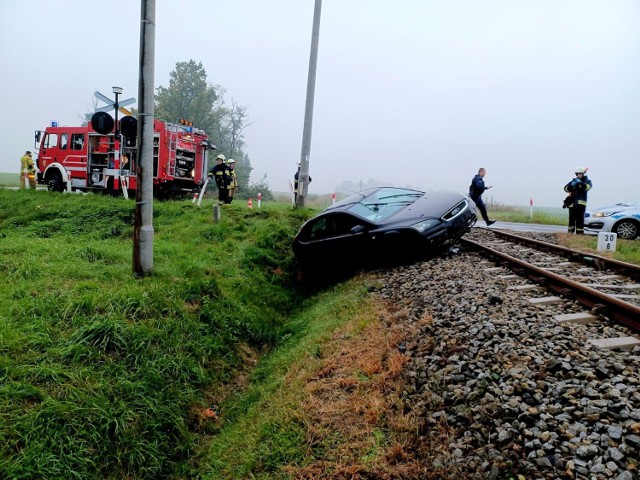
[489,204,566,225]
[0,190,330,479]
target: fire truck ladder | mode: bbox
[167,123,179,177]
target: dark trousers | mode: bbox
[568,204,586,234]
[217,188,229,205]
[471,196,490,223]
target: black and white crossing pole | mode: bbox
[296,0,322,208]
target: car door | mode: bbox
[296,212,371,263]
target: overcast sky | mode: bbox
[1,0,639,207]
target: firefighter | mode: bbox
[20,151,36,190]
[226,159,238,204]
[207,154,231,205]
[563,167,592,234]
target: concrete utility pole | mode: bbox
[296,0,322,208]
[133,0,155,276]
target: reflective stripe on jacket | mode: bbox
[563,176,592,207]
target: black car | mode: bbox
[292,187,476,268]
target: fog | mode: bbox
[1,0,639,207]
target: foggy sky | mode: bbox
[1,0,639,207]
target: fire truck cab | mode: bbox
[34,119,213,197]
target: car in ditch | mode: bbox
[292,187,477,269]
[584,199,640,240]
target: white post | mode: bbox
[121,176,129,199]
[597,232,617,252]
[196,178,209,207]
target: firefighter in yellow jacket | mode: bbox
[20,151,36,190]
[226,159,238,204]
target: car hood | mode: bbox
[588,200,640,213]
[587,205,640,215]
[383,191,466,222]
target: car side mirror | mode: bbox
[34,131,41,143]
[351,225,366,234]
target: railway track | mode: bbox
[461,228,640,336]
[374,238,640,479]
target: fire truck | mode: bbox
[33,118,214,197]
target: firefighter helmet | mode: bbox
[216,154,226,161]
[575,167,586,174]
[227,159,235,164]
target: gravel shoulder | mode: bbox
[373,245,640,480]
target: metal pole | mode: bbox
[296,0,322,208]
[114,91,120,138]
[133,0,155,276]
[113,88,121,183]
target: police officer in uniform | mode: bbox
[469,167,495,226]
[293,163,311,203]
[563,167,592,234]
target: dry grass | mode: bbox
[281,300,462,479]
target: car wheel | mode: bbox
[613,220,639,240]
[46,171,64,192]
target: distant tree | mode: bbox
[155,60,254,191]
[240,174,274,201]
[155,60,217,127]
[233,152,253,195]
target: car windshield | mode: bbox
[347,187,424,222]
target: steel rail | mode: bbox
[461,237,640,333]
[479,227,640,281]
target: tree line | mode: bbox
[155,60,271,200]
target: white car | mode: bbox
[584,200,640,240]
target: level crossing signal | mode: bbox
[94,91,136,116]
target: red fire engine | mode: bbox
[34,118,214,197]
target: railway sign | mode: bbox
[597,232,617,252]
[94,91,136,116]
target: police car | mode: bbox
[584,200,640,240]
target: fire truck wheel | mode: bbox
[46,171,64,192]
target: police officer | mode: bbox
[293,163,312,202]
[20,151,36,190]
[208,154,231,205]
[469,167,495,226]
[564,167,592,234]
[226,159,238,204]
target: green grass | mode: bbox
[559,234,640,265]
[199,281,373,479]
[0,190,319,479]
[489,205,567,225]
[0,172,19,186]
